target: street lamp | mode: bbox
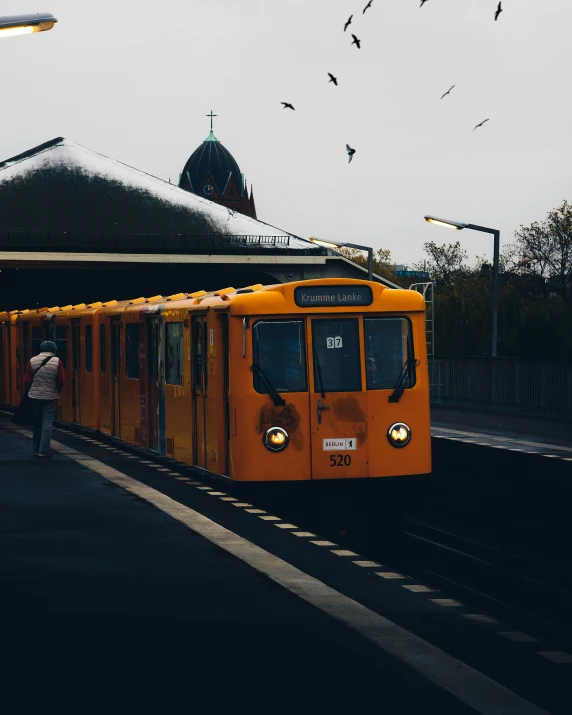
[309,237,374,281]
[0,13,57,38]
[424,215,500,357]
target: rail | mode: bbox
[430,356,572,420]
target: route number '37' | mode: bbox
[330,454,352,467]
[326,336,343,349]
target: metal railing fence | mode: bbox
[430,356,572,420]
[0,232,305,254]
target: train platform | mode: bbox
[431,407,572,461]
[0,413,570,713]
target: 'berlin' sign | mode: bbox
[294,285,373,307]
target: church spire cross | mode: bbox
[206,110,217,132]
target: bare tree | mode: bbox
[338,246,395,280]
[414,241,468,285]
[514,200,572,301]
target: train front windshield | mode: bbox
[252,320,307,394]
[252,316,414,394]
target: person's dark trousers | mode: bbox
[30,398,58,455]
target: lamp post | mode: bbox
[424,215,500,358]
[0,13,57,38]
[309,237,374,281]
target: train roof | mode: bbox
[4,279,426,319]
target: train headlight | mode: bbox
[387,422,411,448]
[263,427,289,452]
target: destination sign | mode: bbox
[294,285,373,307]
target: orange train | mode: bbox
[0,279,431,481]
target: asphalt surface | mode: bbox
[431,406,572,448]
[1,413,570,712]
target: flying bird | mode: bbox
[344,15,353,32]
[363,1,374,13]
[494,2,502,21]
[440,85,455,100]
[351,34,361,49]
[346,144,356,163]
[328,73,338,86]
[420,0,429,7]
[473,118,490,131]
[281,102,295,110]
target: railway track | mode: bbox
[395,518,572,643]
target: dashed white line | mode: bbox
[232,502,252,507]
[330,549,358,557]
[292,532,316,538]
[376,572,409,580]
[245,508,266,514]
[499,632,537,643]
[463,614,498,624]
[196,486,214,490]
[275,523,297,529]
[431,598,463,607]
[402,585,435,593]
[259,516,281,521]
[220,497,238,502]
[207,491,226,496]
[352,560,382,568]
[310,540,337,547]
[537,651,572,664]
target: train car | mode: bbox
[1,279,431,482]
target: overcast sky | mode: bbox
[2,0,571,266]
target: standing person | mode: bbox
[24,340,65,458]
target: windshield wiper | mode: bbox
[251,362,286,407]
[313,350,326,398]
[388,358,416,403]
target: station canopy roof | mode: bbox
[0,137,310,248]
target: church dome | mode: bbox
[179,129,243,198]
[179,113,257,219]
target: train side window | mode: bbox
[46,320,56,343]
[56,326,67,368]
[193,323,202,392]
[166,322,183,386]
[72,323,81,371]
[22,324,30,365]
[125,324,140,379]
[252,320,307,393]
[85,325,93,373]
[32,327,41,356]
[364,318,415,390]
[100,325,107,374]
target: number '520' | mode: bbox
[329,454,351,467]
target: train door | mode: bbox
[110,320,121,437]
[147,316,160,451]
[219,314,231,475]
[191,315,208,468]
[0,324,6,404]
[308,317,369,480]
[70,321,81,424]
